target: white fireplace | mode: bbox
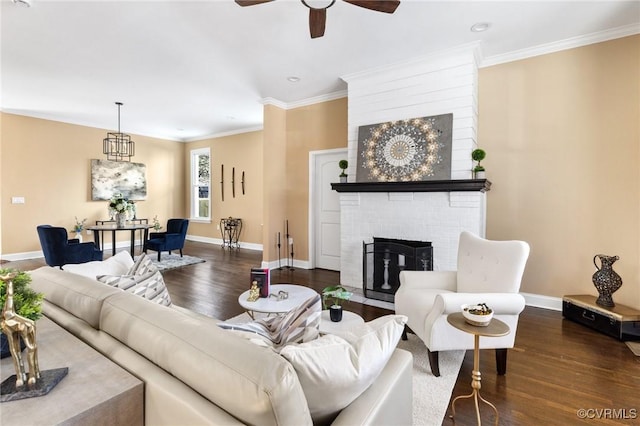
[337,44,486,289]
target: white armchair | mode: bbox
[395,231,530,377]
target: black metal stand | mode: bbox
[220,218,242,250]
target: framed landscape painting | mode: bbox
[91,159,147,201]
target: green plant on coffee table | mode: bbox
[322,285,352,309]
[0,269,43,322]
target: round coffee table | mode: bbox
[238,284,318,319]
[319,311,365,335]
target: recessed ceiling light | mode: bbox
[287,76,301,83]
[470,22,491,33]
[12,0,32,6]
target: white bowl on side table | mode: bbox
[461,304,494,327]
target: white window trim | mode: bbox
[190,147,211,221]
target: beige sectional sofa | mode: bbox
[29,266,413,426]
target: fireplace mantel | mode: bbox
[331,179,491,193]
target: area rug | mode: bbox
[136,254,205,272]
[626,341,640,356]
[223,313,464,425]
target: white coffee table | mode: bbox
[319,310,365,335]
[238,284,318,319]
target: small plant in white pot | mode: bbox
[471,148,486,179]
[338,160,348,183]
[322,285,352,322]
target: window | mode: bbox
[191,148,210,220]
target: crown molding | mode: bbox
[183,125,263,142]
[481,23,640,68]
[341,41,482,83]
[261,90,347,110]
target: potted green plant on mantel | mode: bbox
[322,285,353,322]
[0,269,43,359]
[471,148,486,179]
[338,160,348,183]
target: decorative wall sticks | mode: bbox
[220,164,225,201]
[219,165,246,201]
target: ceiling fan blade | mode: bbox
[343,0,400,14]
[235,0,275,6]
[309,8,326,39]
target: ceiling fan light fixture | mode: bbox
[12,0,32,7]
[103,102,135,162]
[470,22,491,33]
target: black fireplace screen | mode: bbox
[362,237,433,303]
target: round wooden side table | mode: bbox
[447,312,510,426]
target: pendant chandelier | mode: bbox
[103,102,135,162]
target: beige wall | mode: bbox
[0,113,185,256]
[262,104,288,262]
[479,35,640,309]
[185,131,263,245]
[285,98,348,261]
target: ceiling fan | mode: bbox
[235,0,401,39]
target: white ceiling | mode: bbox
[2,0,639,141]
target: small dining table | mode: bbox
[87,223,152,256]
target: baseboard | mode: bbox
[185,235,262,251]
[261,258,311,270]
[521,292,563,311]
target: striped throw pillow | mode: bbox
[97,253,172,306]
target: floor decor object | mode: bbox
[143,254,205,272]
[562,294,640,341]
[224,313,464,426]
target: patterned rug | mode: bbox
[142,254,205,272]
[626,341,640,356]
[224,312,463,425]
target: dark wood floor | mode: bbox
[4,241,639,425]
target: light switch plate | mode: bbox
[11,197,25,204]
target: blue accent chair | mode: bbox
[37,225,103,269]
[144,219,189,261]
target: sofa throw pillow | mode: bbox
[63,251,134,279]
[97,253,172,306]
[279,314,407,424]
[218,294,321,348]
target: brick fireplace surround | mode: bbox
[335,43,488,290]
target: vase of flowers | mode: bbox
[72,216,87,242]
[109,193,133,227]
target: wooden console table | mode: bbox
[1,317,143,425]
[562,294,640,341]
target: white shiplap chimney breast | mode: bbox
[338,43,487,289]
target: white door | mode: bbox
[312,150,346,271]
